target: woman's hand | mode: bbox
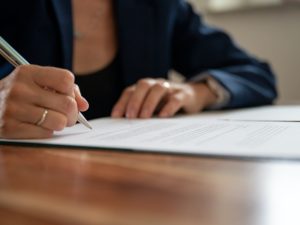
[111,78,217,119]
[0,65,89,139]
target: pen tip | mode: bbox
[83,121,93,130]
[77,112,93,130]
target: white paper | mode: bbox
[2,113,300,159]
[221,105,300,122]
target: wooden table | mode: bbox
[0,145,300,225]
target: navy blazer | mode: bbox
[0,0,277,108]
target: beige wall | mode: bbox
[190,2,300,103]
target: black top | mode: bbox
[75,57,123,120]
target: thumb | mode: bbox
[74,84,89,112]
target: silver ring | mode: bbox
[36,109,48,126]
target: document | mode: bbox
[1,109,300,159]
[221,105,300,122]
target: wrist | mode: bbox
[190,82,218,109]
[200,82,218,107]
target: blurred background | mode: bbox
[187,0,300,104]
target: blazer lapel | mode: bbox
[115,0,155,85]
[50,0,73,70]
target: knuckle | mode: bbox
[137,79,152,89]
[60,70,75,87]
[13,65,34,81]
[15,65,28,75]
[123,86,134,95]
[62,69,75,82]
[61,96,77,114]
[153,83,165,92]
[12,65,37,82]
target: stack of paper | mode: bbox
[1,105,300,159]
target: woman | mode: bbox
[0,0,277,139]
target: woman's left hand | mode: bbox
[111,78,217,118]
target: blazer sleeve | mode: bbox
[171,0,277,109]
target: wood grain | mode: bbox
[0,145,300,225]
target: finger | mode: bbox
[16,65,75,95]
[5,102,68,131]
[74,84,89,112]
[1,119,53,139]
[6,79,78,126]
[31,85,78,120]
[139,82,169,118]
[111,86,134,118]
[33,66,75,95]
[158,93,184,118]
[35,89,77,127]
[35,108,68,131]
[126,79,155,118]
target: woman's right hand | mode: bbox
[0,65,89,139]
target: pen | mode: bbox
[0,36,92,129]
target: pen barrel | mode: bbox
[0,36,29,66]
